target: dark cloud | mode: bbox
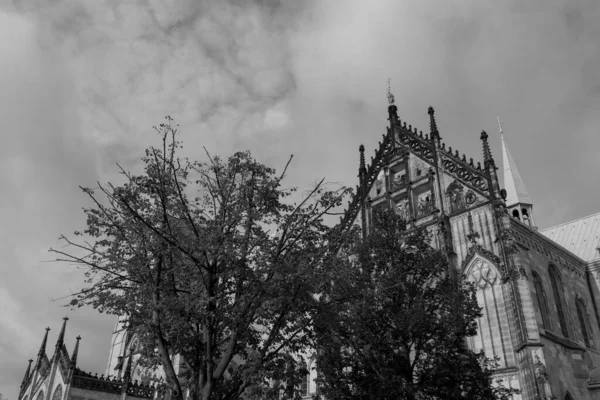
[1,0,600,397]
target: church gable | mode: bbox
[392,112,490,198]
[339,104,493,234]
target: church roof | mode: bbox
[541,211,600,262]
[501,132,532,206]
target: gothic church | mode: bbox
[18,99,600,400]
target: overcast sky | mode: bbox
[1,0,599,397]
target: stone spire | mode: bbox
[480,130,494,166]
[359,144,368,238]
[428,106,440,140]
[498,117,535,226]
[480,131,501,199]
[71,336,81,368]
[55,317,68,350]
[20,359,33,389]
[38,328,50,357]
[499,117,532,206]
[359,144,366,176]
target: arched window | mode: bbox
[512,209,520,220]
[466,258,515,368]
[35,391,44,400]
[52,385,63,400]
[522,209,531,226]
[565,392,574,400]
[301,371,310,396]
[532,272,551,330]
[549,266,569,338]
[576,298,592,348]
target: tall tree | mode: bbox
[313,210,516,400]
[52,117,349,400]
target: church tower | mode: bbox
[499,118,535,227]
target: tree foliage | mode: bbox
[52,117,350,400]
[313,210,517,400]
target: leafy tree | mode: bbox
[313,210,517,400]
[52,117,350,400]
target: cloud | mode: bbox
[1,0,600,397]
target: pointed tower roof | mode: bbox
[38,328,50,357]
[20,359,33,389]
[34,327,51,372]
[71,336,81,369]
[499,118,532,206]
[55,317,68,350]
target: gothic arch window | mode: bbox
[465,258,515,368]
[301,369,310,396]
[532,272,551,330]
[51,385,63,400]
[565,392,574,400]
[576,298,593,348]
[522,209,531,226]
[549,265,569,338]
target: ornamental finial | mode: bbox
[387,78,395,105]
[480,130,494,165]
[359,144,366,173]
[428,106,440,140]
[466,213,480,245]
[71,335,82,368]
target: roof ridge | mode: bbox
[540,210,600,232]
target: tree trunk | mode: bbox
[153,255,184,400]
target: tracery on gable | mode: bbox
[51,385,63,400]
[466,258,500,288]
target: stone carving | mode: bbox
[467,259,499,288]
[374,173,384,196]
[447,182,466,213]
[395,198,410,220]
[440,153,489,196]
[533,355,548,383]
[465,190,477,205]
[396,126,435,164]
[127,381,155,399]
[532,349,554,398]
[51,385,62,400]
[72,368,123,394]
[392,170,407,190]
[417,192,433,217]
